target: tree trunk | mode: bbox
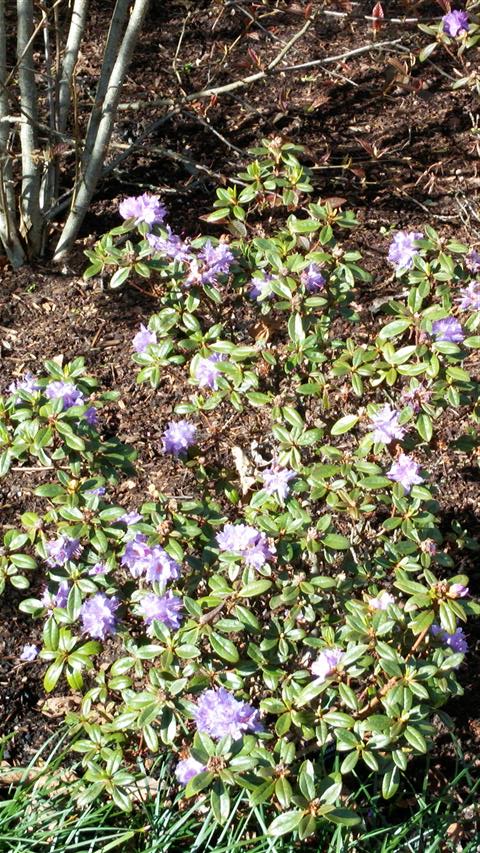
[17,0,43,257]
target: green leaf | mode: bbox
[185,771,214,797]
[417,414,433,443]
[323,534,350,550]
[210,633,239,663]
[325,808,360,827]
[330,415,359,436]
[43,659,64,693]
[268,810,304,837]
[404,726,428,753]
[239,579,272,598]
[378,319,411,340]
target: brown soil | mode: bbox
[1,0,479,819]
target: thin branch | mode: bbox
[280,39,405,73]
[118,36,404,111]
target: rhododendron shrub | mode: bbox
[2,142,479,839]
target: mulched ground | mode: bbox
[1,0,479,819]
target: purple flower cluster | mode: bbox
[388,230,423,270]
[162,420,197,456]
[431,317,465,344]
[401,383,432,414]
[119,510,142,525]
[185,241,234,287]
[301,263,326,292]
[370,405,405,445]
[81,593,119,640]
[193,687,260,740]
[147,227,191,263]
[8,372,40,397]
[121,533,180,584]
[193,354,227,391]
[431,624,468,655]
[261,466,295,502]
[442,10,469,37]
[45,535,81,566]
[119,193,167,227]
[84,406,98,427]
[387,454,423,493]
[458,282,480,312]
[216,523,275,569]
[88,562,108,576]
[133,324,157,353]
[311,648,344,682]
[249,273,274,300]
[139,591,183,630]
[175,756,206,784]
[41,580,69,609]
[45,381,84,410]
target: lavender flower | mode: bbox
[86,486,106,496]
[466,249,480,273]
[449,583,469,598]
[388,230,423,270]
[311,648,344,682]
[431,624,468,655]
[431,317,465,344]
[45,381,84,409]
[442,10,469,37]
[8,372,40,397]
[84,406,98,427]
[193,687,260,741]
[139,591,183,630]
[121,533,180,584]
[301,263,326,292]
[147,227,191,263]
[88,562,108,576]
[175,756,206,784]
[132,324,157,353]
[193,354,227,391]
[119,193,167,227]
[261,466,296,501]
[368,591,395,610]
[249,273,274,300]
[80,593,119,640]
[370,405,405,444]
[118,510,142,525]
[45,535,81,566]
[387,454,423,493]
[198,241,234,284]
[20,644,38,661]
[216,523,275,569]
[458,281,480,311]
[162,420,197,456]
[41,581,69,609]
[401,383,432,414]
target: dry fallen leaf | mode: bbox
[231,445,256,495]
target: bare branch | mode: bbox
[0,0,26,266]
[81,0,131,168]
[54,0,151,260]
[58,0,89,133]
